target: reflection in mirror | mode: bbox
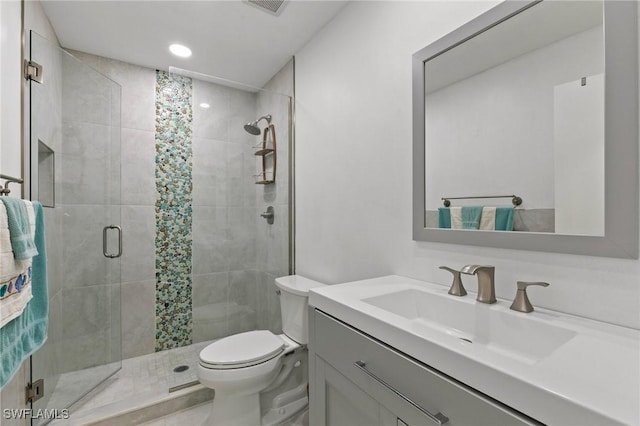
[424,1,604,236]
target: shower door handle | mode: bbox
[103,225,123,259]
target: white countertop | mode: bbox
[309,275,640,426]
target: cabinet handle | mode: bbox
[354,360,449,425]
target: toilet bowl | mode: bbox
[197,275,325,426]
[197,331,299,395]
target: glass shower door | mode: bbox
[28,32,122,424]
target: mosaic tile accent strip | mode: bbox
[155,70,193,351]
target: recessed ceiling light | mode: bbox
[169,44,192,58]
[200,103,210,109]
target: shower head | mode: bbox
[244,115,272,135]
[244,123,262,135]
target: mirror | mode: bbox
[413,0,638,258]
[426,1,604,235]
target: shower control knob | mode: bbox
[261,206,274,224]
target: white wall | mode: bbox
[295,1,640,329]
[0,0,22,188]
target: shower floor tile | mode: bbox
[49,340,213,425]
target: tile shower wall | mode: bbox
[67,50,159,359]
[67,51,293,356]
[154,71,193,350]
[58,53,123,375]
[33,47,123,377]
[190,77,259,343]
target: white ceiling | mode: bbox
[41,0,348,88]
[425,1,603,93]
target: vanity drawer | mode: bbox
[312,310,538,426]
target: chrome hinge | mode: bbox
[24,60,43,84]
[25,379,45,404]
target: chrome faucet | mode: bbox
[460,265,496,304]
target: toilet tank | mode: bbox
[275,275,326,344]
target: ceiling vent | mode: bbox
[246,0,287,16]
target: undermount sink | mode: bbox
[362,288,576,364]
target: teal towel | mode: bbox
[461,206,483,229]
[495,207,514,231]
[0,198,38,260]
[0,201,48,390]
[438,208,451,228]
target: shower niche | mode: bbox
[254,124,277,185]
[37,140,55,207]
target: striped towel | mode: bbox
[439,206,514,231]
[479,207,496,230]
[0,201,48,390]
[0,200,36,329]
[450,206,483,229]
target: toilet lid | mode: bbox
[199,330,285,369]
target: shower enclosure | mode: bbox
[28,32,122,424]
[25,33,293,422]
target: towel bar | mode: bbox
[442,195,522,207]
[0,174,24,196]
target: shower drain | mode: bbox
[173,365,189,373]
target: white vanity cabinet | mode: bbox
[309,309,539,426]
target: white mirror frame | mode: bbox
[413,0,638,259]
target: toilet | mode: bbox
[197,275,325,426]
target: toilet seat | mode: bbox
[200,330,285,370]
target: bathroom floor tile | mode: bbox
[139,402,310,426]
[139,401,210,426]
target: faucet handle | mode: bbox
[510,281,549,313]
[439,266,467,297]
